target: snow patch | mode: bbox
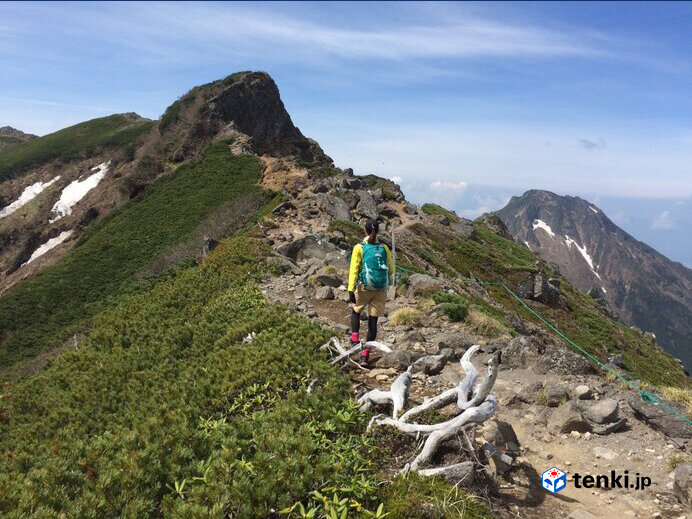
[532,219,555,238]
[601,286,607,294]
[564,234,601,279]
[50,161,110,223]
[21,230,73,267]
[589,206,599,214]
[0,176,61,219]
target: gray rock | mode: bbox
[582,399,619,424]
[355,190,378,220]
[574,385,593,400]
[265,255,301,275]
[517,381,543,404]
[315,194,352,221]
[315,286,334,300]
[402,202,418,215]
[548,401,592,433]
[406,273,443,297]
[476,213,514,240]
[567,511,597,519]
[449,219,476,239]
[376,350,421,370]
[412,354,447,375]
[434,331,474,359]
[276,235,341,262]
[379,206,399,219]
[628,395,692,438]
[341,177,361,190]
[517,269,560,306]
[402,330,426,344]
[483,420,519,451]
[370,188,383,203]
[673,463,692,508]
[546,384,569,407]
[316,273,342,287]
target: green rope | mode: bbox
[472,279,691,424]
[391,259,690,423]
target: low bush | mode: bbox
[431,292,469,322]
[389,307,423,327]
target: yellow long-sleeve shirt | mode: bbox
[348,239,394,292]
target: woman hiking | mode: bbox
[348,219,394,367]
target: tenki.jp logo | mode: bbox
[542,467,652,494]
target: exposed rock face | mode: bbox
[517,268,560,306]
[476,212,513,240]
[495,189,692,370]
[628,395,692,439]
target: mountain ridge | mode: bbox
[494,189,692,370]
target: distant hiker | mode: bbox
[348,219,394,367]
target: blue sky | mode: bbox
[1,1,690,265]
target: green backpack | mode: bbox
[359,241,389,290]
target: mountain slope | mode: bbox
[494,189,692,370]
[0,72,688,518]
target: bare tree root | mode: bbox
[368,344,500,475]
[358,367,412,418]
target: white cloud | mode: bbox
[389,176,402,185]
[649,209,675,230]
[430,180,468,192]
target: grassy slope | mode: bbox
[406,216,687,388]
[0,237,490,518]
[0,114,153,181]
[0,142,270,373]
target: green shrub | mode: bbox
[431,291,469,322]
[0,142,267,374]
[0,238,384,518]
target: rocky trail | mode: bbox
[253,160,691,518]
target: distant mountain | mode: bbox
[0,126,37,152]
[495,189,692,370]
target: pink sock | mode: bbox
[351,332,359,343]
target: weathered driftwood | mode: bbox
[399,345,481,423]
[358,367,412,418]
[370,344,499,472]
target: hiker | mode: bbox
[348,219,394,367]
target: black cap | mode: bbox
[365,219,379,234]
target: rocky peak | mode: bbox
[159,71,331,164]
[495,189,692,370]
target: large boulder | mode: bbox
[276,235,341,262]
[315,286,334,300]
[449,219,476,239]
[315,194,352,221]
[412,354,447,375]
[517,269,560,306]
[548,401,592,433]
[406,273,443,297]
[628,395,692,438]
[581,399,619,424]
[673,463,692,508]
[376,350,422,370]
[501,336,595,375]
[433,331,475,359]
[355,190,378,220]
